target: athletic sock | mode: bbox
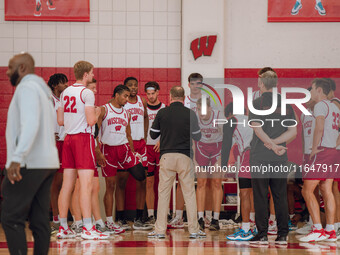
[313,224,322,230]
[198,212,204,219]
[335,222,340,232]
[242,222,250,233]
[308,215,313,225]
[96,219,105,228]
[325,224,334,232]
[60,218,68,229]
[289,214,295,219]
[117,211,125,221]
[176,210,183,219]
[106,216,114,224]
[136,209,144,220]
[250,212,255,222]
[83,218,92,230]
[269,214,276,222]
[205,210,212,219]
[76,220,83,227]
[148,209,154,217]
[213,212,220,220]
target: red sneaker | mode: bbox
[46,0,56,10]
[325,230,337,242]
[34,3,42,16]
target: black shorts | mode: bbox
[239,177,252,189]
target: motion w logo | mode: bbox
[190,35,217,60]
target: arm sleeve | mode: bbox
[11,85,41,163]
[150,111,161,139]
[190,110,201,141]
[221,117,237,168]
[314,102,328,118]
[82,89,95,106]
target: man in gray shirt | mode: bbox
[2,53,59,255]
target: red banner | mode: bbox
[268,0,340,22]
[5,0,89,22]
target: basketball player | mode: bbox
[296,87,317,235]
[144,82,166,225]
[34,0,56,17]
[56,61,108,240]
[195,98,223,231]
[326,78,340,238]
[223,102,256,241]
[115,77,151,230]
[300,78,340,242]
[291,0,326,16]
[69,79,116,236]
[96,84,146,234]
[47,73,68,235]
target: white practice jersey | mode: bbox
[301,109,314,154]
[100,104,129,146]
[232,115,253,154]
[124,95,145,141]
[198,109,223,144]
[60,83,95,135]
[52,94,65,141]
[331,98,340,150]
[146,102,166,145]
[312,100,340,148]
[184,96,198,113]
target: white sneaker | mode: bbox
[105,221,125,234]
[56,226,76,239]
[167,217,184,229]
[296,223,312,235]
[81,226,109,240]
[299,228,328,242]
[268,220,278,235]
[189,230,206,239]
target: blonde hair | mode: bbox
[73,61,93,80]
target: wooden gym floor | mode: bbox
[0,223,339,254]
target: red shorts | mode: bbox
[133,139,148,168]
[101,143,141,177]
[335,150,340,182]
[147,145,160,174]
[62,133,96,171]
[195,141,222,166]
[303,154,310,165]
[238,149,251,179]
[303,147,339,180]
[56,140,64,173]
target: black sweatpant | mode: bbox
[251,161,289,237]
[1,167,56,255]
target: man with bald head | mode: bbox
[147,86,206,239]
[2,53,59,255]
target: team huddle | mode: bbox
[49,61,340,243]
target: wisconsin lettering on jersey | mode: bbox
[127,106,144,120]
[124,95,145,140]
[107,117,128,126]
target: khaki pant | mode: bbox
[155,153,199,234]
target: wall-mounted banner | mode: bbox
[268,0,340,22]
[5,0,90,22]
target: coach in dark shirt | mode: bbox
[148,86,205,239]
[248,71,297,244]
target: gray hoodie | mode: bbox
[6,74,59,169]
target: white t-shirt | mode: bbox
[60,83,95,135]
